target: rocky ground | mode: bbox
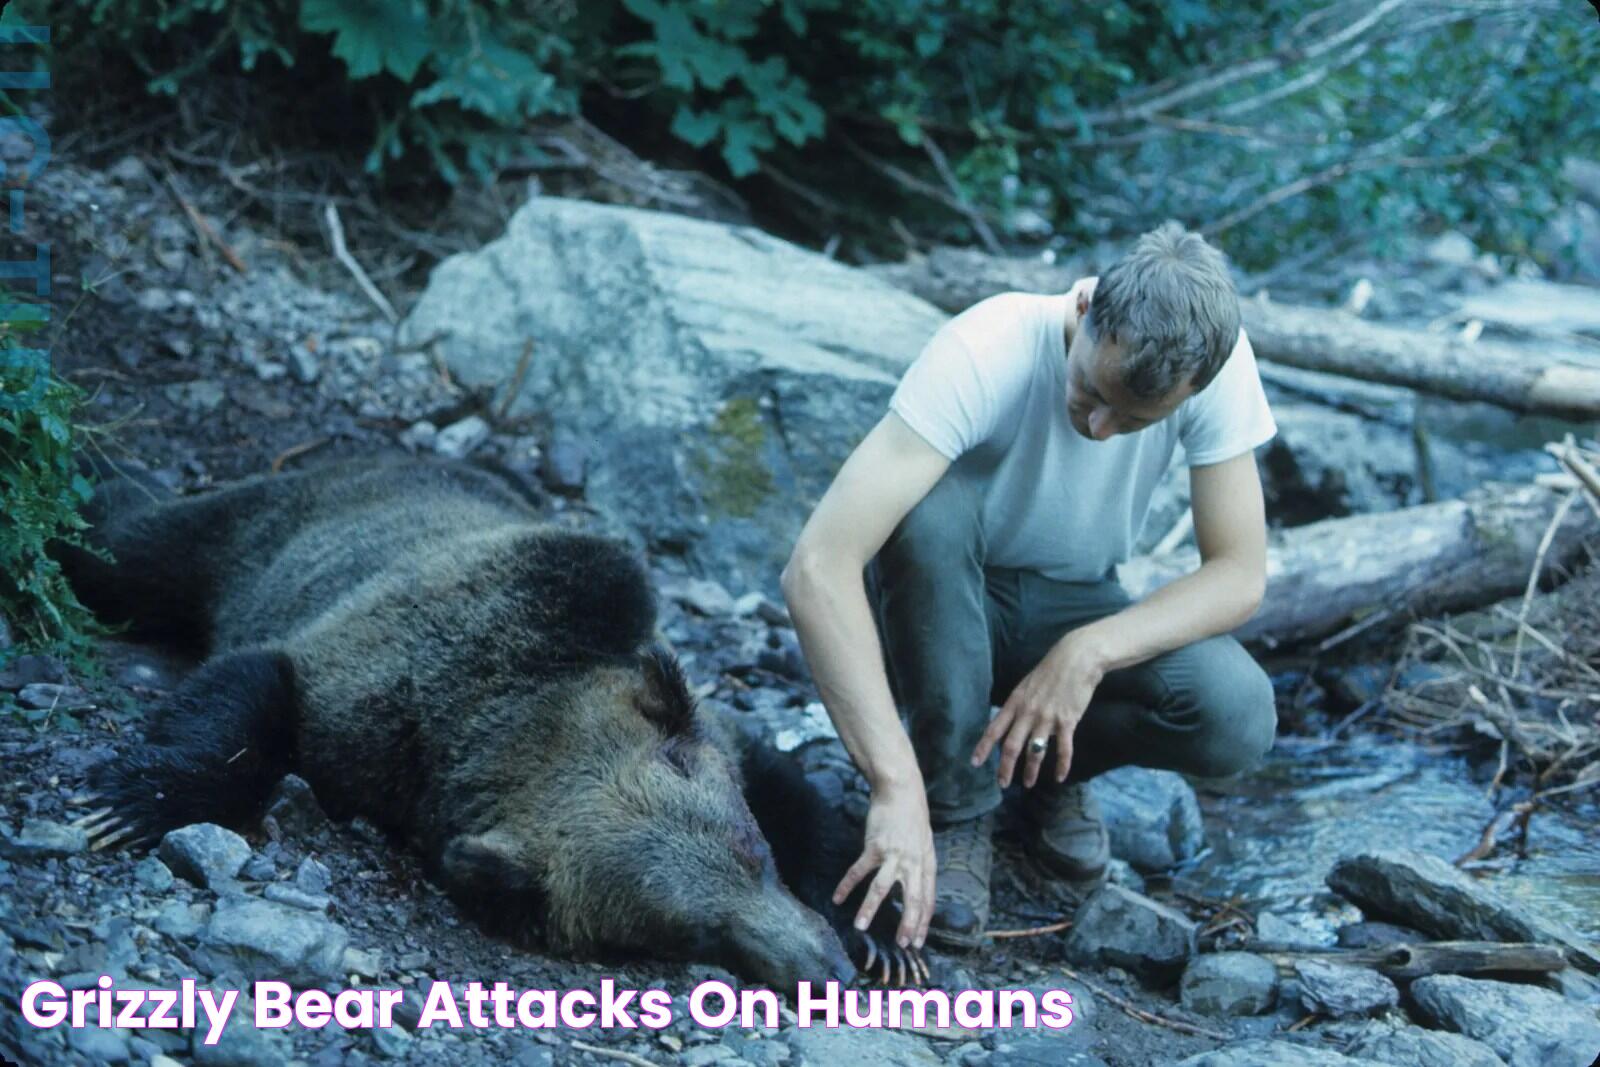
[2,152,1598,1067]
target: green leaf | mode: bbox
[299,0,433,82]
[671,107,722,148]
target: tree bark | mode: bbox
[1119,482,1598,648]
[866,248,1600,420]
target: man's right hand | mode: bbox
[832,781,937,950]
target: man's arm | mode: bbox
[973,450,1268,786]
[780,413,952,950]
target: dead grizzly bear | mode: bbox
[61,458,923,989]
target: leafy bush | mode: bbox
[32,0,1600,269]
[0,346,100,662]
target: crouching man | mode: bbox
[781,222,1280,954]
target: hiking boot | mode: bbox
[928,811,994,951]
[1022,781,1110,884]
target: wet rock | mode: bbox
[1292,960,1397,1018]
[134,856,176,892]
[668,576,737,616]
[288,342,320,384]
[1063,884,1197,984]
[1254,913,1329,948]
[191,995,289,1067]
[1343,1023,1504,1067]
[985,1036,1107,1066]
[0,653,66,689]
[1542,965,1600,1006]
[262,775,329,840]
[1334,920,1425,948]
[159,824,252,889]
[139,288,178,313]
[399,420,437,452]
[1424,231,1480,270]
[1327,849,1600,973]
[1409,974,1600,1067]
[542,430,588,494]
[1174,1039,1390,1066]
[201,897,349,984]
[153,901,210,940]
[16,682,95,710]
[786,1026,943,1066]
[240,852,277,881]
[0,818,88,859]
[1180,953,1278,1016]
[434,415,490,459]
[342,946,383,978]
[295,856,332,895]
[772,702,838,753]
[69,1025,131,1062]
[734,592,791,627]
[165,380,227,412]
[107,155,150,185]
[370,1025,412,1059]
[1089,767,1204,872]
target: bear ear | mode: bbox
[635,645,696,735]
[439,828,539,895]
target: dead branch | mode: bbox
[324,202,399,325]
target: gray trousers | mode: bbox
[867,467,1278,825]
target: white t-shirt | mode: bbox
[888,291,1277,582]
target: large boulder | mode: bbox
[1408,974,1600,1067]
[399,196,948,591]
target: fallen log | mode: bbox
[1241,940,1568,981]
[867,247,1600,420]
[1119,482,1598,648]
[1238,297,1600,422]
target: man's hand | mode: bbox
[972,631,1107,787]
[831,781,936,950]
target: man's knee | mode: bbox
[1178,641,1277,778]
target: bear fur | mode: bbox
[63,457,915,989]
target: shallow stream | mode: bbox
[1176,734,1600,942]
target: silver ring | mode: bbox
[1027,736,1049,756]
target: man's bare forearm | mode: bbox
[1071,557,1265,676]
[781,555,924,794]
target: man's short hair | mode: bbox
[1084,221,1241,400]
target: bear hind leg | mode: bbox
[79,649,300,850]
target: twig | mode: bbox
[569,1041,659,1067]
[324,202,399,324]
[1057,967,1229,1041]
[921,133,1004,256]
[496,340,536,424]
[1204,138,1498,237]
[160,160,248,274]
[987,919,1072,939]
[271,437,330,475]
[1510,489,1580,680]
